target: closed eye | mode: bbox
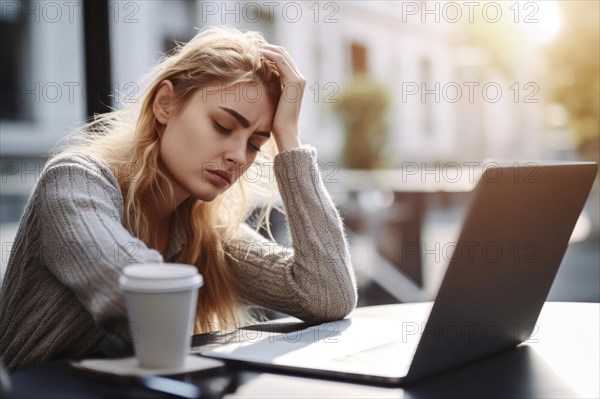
[214,121,232,134]
[249,135,269,153]
[249,143,262,153]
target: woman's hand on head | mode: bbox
[260,44,305,152]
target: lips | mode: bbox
[207,169,232,185]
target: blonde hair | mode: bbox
[54,26,283,333]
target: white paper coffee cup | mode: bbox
[119,263,203,369]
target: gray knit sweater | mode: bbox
[0,145,357,373]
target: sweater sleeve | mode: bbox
[36,154,164,342]
[224,145,358,323]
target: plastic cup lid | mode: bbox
[119,263,203,293]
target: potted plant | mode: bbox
[332,73,391,169]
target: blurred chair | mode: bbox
[340,188,425,286]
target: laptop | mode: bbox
[199,161,598,385]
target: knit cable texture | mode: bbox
[0,145,357,372]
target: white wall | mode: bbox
[1,0,548,165]
[1,2,86,156]
[110,0,194,109]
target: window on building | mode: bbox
[0,0,33,121]
[420,57,434,136]
[351,42,368,75]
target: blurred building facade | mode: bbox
[2,0,553,163]
[2,1,596,301]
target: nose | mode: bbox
[225,140,247,170]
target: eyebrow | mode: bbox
[219,106,272,138]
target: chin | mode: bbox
[190,185,227,202]
[191,191,220,202]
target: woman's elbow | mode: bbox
[303,285,358,323]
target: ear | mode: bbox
[153,80,174,124]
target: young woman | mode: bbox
[0,26,357,372]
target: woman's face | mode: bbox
[156,80,275,203]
